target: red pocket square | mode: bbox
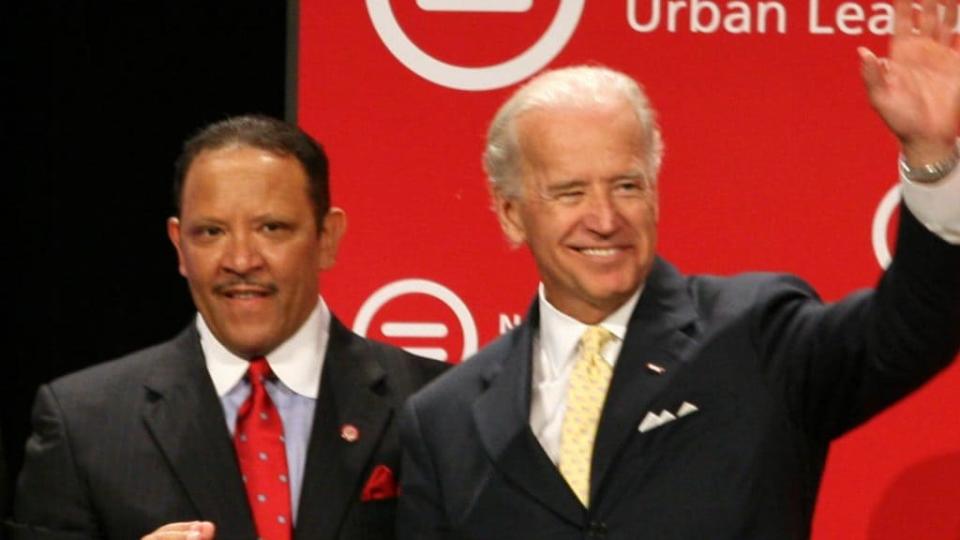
[361,464,399,501]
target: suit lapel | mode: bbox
[590,259,700,503]
[472,306,584,526]
[295,317,393,540]
[142,325,256,539]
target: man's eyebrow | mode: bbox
[185,216,227,226]
[543,179,587,192]
[252,212,289,222]
[610,169,647,181]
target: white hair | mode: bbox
[483,65,664,199]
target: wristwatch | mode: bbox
[899,141,960,184]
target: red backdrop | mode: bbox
[297,1,960,537]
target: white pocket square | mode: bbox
[677,401,699,417]
[638,401,699,433]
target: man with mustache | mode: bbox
[8,116,446,540]
[398,0,960,538]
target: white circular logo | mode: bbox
[365,0,585,91]
[871,183,900,269]
[353,278,479,361]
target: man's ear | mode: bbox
[493,188,527,246]
[318,207,347,270]
[649,179,660,222]
[167,217,187,277]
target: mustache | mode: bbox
[213,279,279,295]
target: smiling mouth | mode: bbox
[214,282,279,299]
[223,289,272,299]
[577,247,622,257]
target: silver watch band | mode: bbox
[899,140,960,184]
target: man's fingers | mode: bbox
[895,0,915,37]
[859,47,886,91]
[142,521,215,540]
[196,522,215,539]
[944,0,959,46]
[920,0,938,37]
[153,522,200,532]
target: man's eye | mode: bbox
[614,180,645,195]
[261,222,288,233]
[196,226,223,237]
[554,190,585,202]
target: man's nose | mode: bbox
[222,233,264,274]
[583,191,619,235]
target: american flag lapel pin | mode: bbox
[645,362,666,375]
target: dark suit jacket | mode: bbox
[398,206,960,540]
[8,316,446,540]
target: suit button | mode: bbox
[587,520,607,539]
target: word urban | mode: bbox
[627,0,923,35]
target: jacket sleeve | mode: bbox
[397,397,449,540]
[5,384,101,540]
[754,204,960,441]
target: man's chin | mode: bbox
[586,278,640,300]
[585,286,640,314]
[214,327,283,359]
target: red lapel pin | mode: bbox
[341,424,360,443]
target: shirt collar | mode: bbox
[198,297,330,398]
[538,284,642,373]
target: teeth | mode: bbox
[581,248,618,257]
[228,291,267,299]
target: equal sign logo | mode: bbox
[416,0,532,12]
[365,0,584,90]
[353,278,479,363]
[380,321,449,361]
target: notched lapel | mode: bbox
[472,310,584,525]
[142,327,256,539]
[295,318,393,540]
[591,260,700,505]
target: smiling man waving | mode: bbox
[398,1,960,538]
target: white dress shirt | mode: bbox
[902,163,960,244]
[530,286,641,465]
[198,297,330,523]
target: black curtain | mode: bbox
[1,0,288,512]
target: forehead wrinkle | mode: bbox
[512,98,652,205]
[180,150,314,227]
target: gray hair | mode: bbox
[483,65,664,199]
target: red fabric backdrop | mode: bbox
[297,2,960,537]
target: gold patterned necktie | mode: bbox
[558,325,615,507]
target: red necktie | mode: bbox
[234,357,293,540]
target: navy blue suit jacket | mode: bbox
[399,206,960,540]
